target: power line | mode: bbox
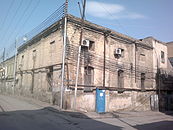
[0,0,24,45]
[4,0,65,59]
[3,0,41,59]
[0,0,15,30]
[16,2,65,46]
[15,0,41,40]
[6,0,33,45]
[97,2,130,36]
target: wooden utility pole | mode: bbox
[74,0,86,110]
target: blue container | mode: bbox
[96,88,105,113]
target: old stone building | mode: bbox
[0,56,15,94]
[143,37,173,111]
[65,15,155,111]
[1,14,170,112]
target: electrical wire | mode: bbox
[96,2,130,36]
[0,0,15,30]
[6,0,33,45]
[1,0,24,45]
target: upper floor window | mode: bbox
[114,48,124,58]
[84,66,94,86]
[161,51,165,63]
[82,40,95,51]
[118,69,124,88]
[50,40,55,44]
[141,73,145,90]
[32,50,37,60]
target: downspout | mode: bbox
[135,42,137,83]
[103,34,106,88]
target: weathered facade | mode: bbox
[143,37,173,111]
[1,14,167,112]
[65,15,155,111]
[0,56,15,94]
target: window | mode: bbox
[47,66,53,91]
[81,40,95,51]
[140,53,146,62]
[50,40,55,44]
[161,51,165,63]
[118,70,124,88]
[89,41,95,51]
[84,66,94,86]
[141,73,145,90]
[19,55,24,70]
[114,48,124,58]
[32,50,37,59]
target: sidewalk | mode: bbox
[2,94,173,119]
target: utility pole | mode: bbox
[3,48,5,62]
[2,48,5,89]
[13,39,17,94]
[74,0,86,110]
[60,0,68,109]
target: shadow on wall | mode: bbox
[134,120,173,130]
[0,107,122,130]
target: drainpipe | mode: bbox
[103,34,106,88]
[103,31,111,88]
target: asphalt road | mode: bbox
[1,94,173,130]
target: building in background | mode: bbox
[143,37,173,111]
[0,56,15,93]
[167,41,173,66]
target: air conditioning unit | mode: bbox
[114,48,122,55]
[82,40,90,47]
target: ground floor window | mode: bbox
[47,66,53,91]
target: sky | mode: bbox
[0,0,173,57]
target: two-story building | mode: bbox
[8,14,157,112]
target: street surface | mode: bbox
[0,94,173,130]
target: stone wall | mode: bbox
[0,15,157,112]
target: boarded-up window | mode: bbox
[118,70,124,88]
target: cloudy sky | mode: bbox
[0,0,173,57]
[71,0,173,42]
